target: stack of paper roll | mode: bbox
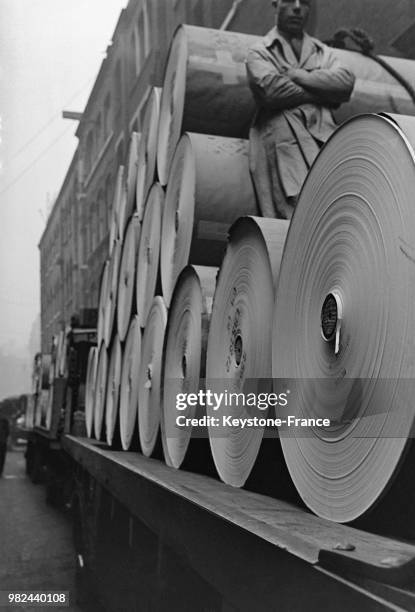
[272,113,415,523]
[138,296,167,456]
[117,213,141,341]
[80,23,415,516]
[206,217,289,487]
[157,25,258,185]
[125,131,141,220]
[136,183,164,327]
[162,265,217,469]
[136,88,161,219]
[85,346,98,438]
[103,239,122,347]
[160,132,258,306]
[119,315,141,450]
[93,342,108,441]
[109,165,126,251]
[105,334,122,446]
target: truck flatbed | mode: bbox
[63,435,415,611]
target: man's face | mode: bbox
[273,0,311,36]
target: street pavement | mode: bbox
[0,449,82,611]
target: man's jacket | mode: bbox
[246,28,355,217]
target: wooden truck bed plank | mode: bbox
[63,435,415,588]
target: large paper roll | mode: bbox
[117,214,141,342]
[136,88,161,219]
[272,113,415,523]
[161,132,257,306]
[206,217,289,487]
[136,183,163,328]
[97,261,110,348]
[105,333,122,446]
[162,265,218,469]
[125,131,141,219]
[157,25,257,185]
[119,315,141,450]
[93,342,108,441]
[109,165,126,252]
[103,239,122,348]
[85,346,98,438]
[138,296,167,457]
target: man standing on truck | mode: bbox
[246,0,355,218]
[0,416,10,476]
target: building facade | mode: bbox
[39,152,80,348]
[38,0,278,351]
[38,0,415,351]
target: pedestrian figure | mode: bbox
[0,417,10,476]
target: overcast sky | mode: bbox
[0,0,127,360]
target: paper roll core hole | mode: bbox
[181,354,187,378]
[321,293,339,343]
[234,335,243,366]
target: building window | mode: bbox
[96,112,102,150]
[136,2,150,71]
[66,260,72,299]
[104,94,111,137]
[140,99,149,128]
[90,203,98,253]
[98,189,106,243]
[114,60,122,111]
[105,175,113,231]
[116,140,124,168]
[130,31,138,81]
[81,222,88,263]
[86,131,94,174]
[68,200,73,240]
